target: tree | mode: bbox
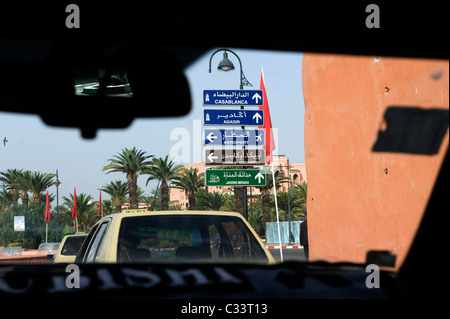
[198,191,228,211]
[0,169,22,206]
[128,186,146,205]
[233,187,244,215]
[294,182,307,217]
[102,180,129,213]
[1,170,56,206]
[25,171,56,203]
[144,155,183,210]
[0,198,65,248]
[248,200,264,237]
[148,187,161,211]
[210,166,244,215]
[171,168,205,210]
[17,170,31,208]
[6,203,46,248]
[0,190,12,214]
[63,193,96,232]
[256,172,285,226]
[101,199,115,216]
[271,188,306,221]
[102,147,153,209]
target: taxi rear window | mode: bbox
[61,236,86,256]
[117,215,268,263]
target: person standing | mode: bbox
[300,216,309,261]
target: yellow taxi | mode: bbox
[75,211,275,264]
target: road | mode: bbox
[268,248,306,263]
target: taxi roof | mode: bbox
[105,210,247,220]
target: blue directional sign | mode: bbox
[203,109,264,126]
[205,149,266,166]
[203,90,263,106]
[204,129,265,146]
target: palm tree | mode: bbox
[211,166,245,215]
[256,171,285,226]
[294,181,307,217]
[149,187,161,211]
[0,191,12,214]
[144,155,183,210]
[63,193,96,231]
[17,170,31,208]
[102,180,129,213]
[272,188,305,221]
[248,201,264,236]
[102,147,153,209]
[0,168,22,206]
[129,186,146,205]
[26,171,56,203]
[101,199,115,216]
[198,191,228,211]
[171,168,205,210]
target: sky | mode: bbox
[0,48,305,202]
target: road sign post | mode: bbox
[205,149,266,166]
[203,90,263,106]
[205,169,266,187]
[203,109,263,126]
[204,129,265,146]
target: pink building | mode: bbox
[170,155,307,210]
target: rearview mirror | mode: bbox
[0,43,191,138]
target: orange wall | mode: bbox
[302,54,448,268]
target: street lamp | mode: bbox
[208,48,253,89]
[217,51,235,72]
[208,48,252,220]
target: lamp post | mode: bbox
[208,49,253,89]
[55,170,61,239]
[208,49,252,220]
[278,159,294,244]
[2,181,5,247]
[287,158,292,244]
[55,170,60,210]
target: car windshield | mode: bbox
[117,215,268,263]
[0,48,448,271]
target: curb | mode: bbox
[266,245,303,249]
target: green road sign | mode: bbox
[205,169,266,187]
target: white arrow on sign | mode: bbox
[206,132,217,143]
[255,172,265,183]
[252,112,262,124]
[207,152,218,163]
[252,92,262,104]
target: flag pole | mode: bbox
[271,160,283,263]
[260,67,282,262]
[72,184,78,233]
[45,187,49,243]
[98,187,102,220]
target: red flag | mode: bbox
[98,188,102,219]
[45,189,50,223]
[72,185,77,219]
[259,68,275,164]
